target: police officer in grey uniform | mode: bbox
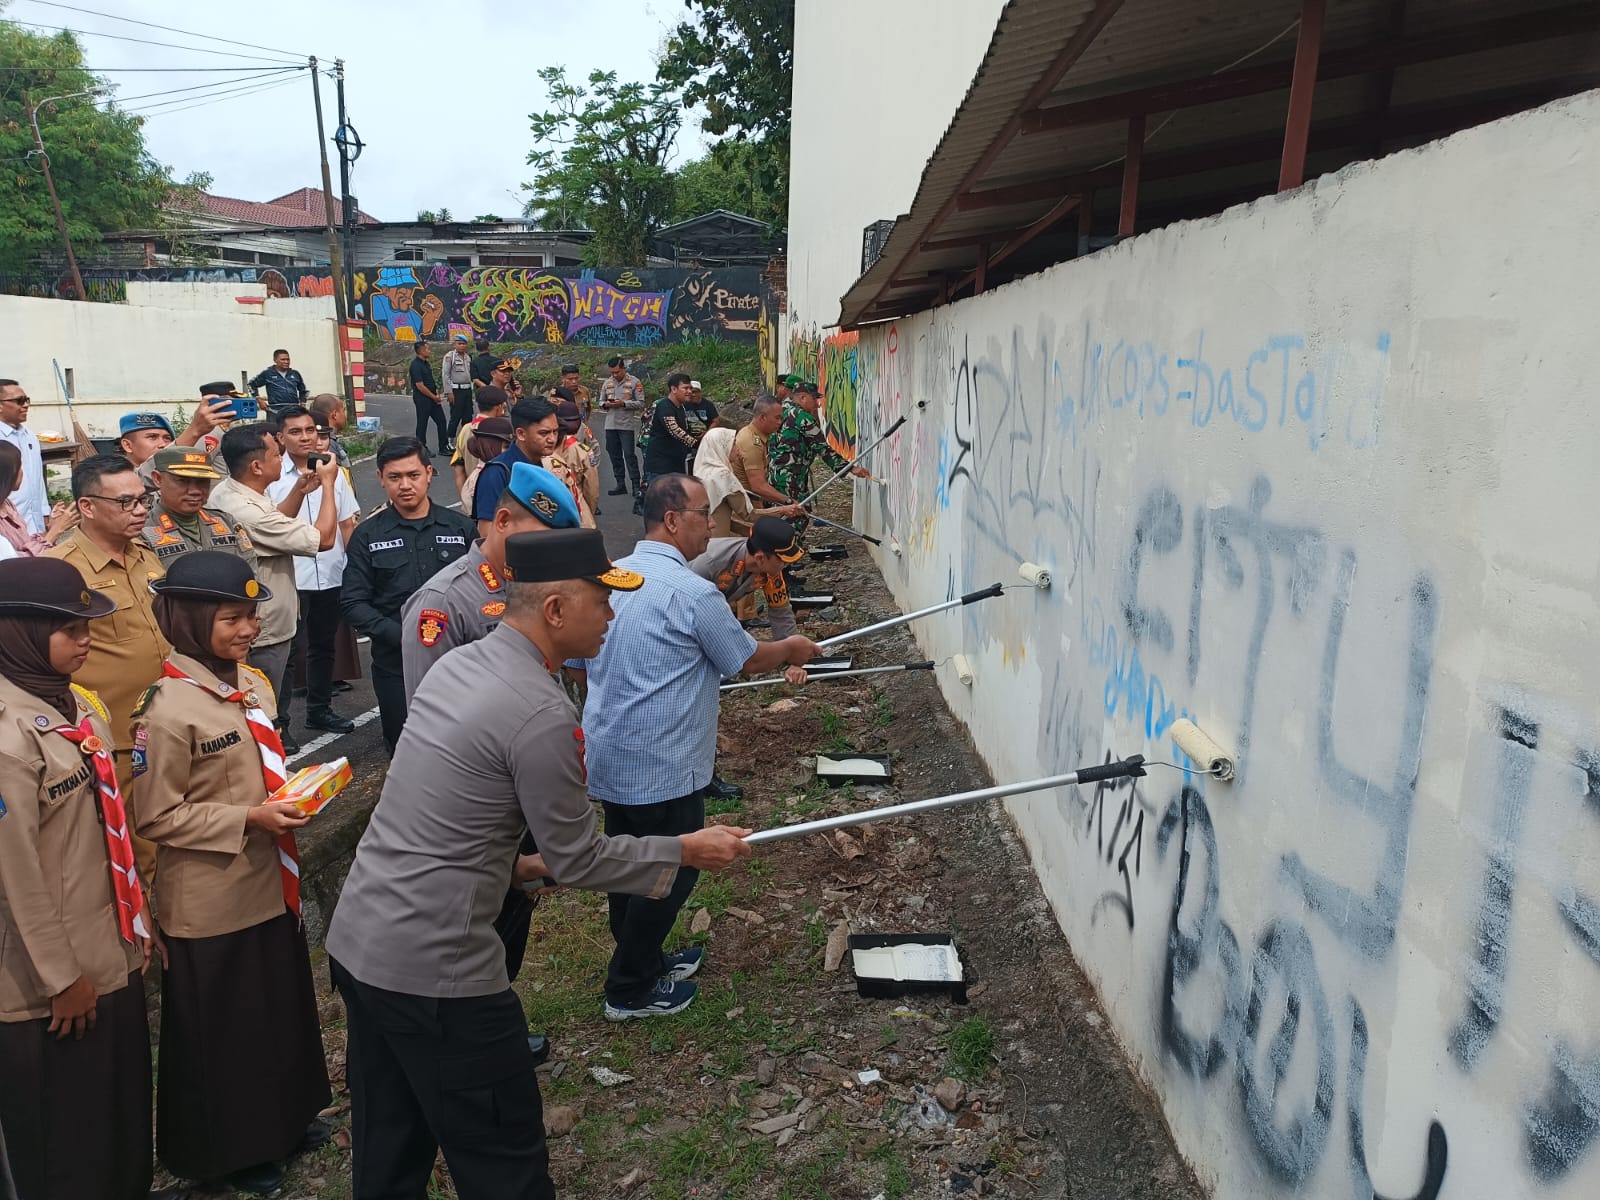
[327,530,753,1200]
[400,462,580,701]
[139,446,255,568]
[689,514,805,641]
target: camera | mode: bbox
[306,453,329,469]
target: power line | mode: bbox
[0,65,305,72]
[123,73,304,118]
[11,0,309,61]
[6,19,303,64]
[111,66,302,105]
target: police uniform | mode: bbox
[128,553,329,1188]
[400,544,507,702]
[341,500,477,751]
[690,531,799,639]
[0,560,151,1200]
[327,530,662,1200]
[140,447,256,568]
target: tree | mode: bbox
[472,213,503,224]
[416,207,453,222]
[671,140,780,226]
[0,16,193,277]
[523,67,679,266]
[658,0,793,227]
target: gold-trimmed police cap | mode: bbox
[503,529,643,592]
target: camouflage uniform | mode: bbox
[767,402,849,537]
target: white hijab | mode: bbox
[693,426,746,516]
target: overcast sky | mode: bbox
[7,0,712,221]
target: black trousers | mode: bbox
[604,428,640,492]
[330,960,555,1200]
[447,388,474,440]
[412,394,447,454]
[492,831,540,984]
[372,662,407,754]
[282,586,341,720]
[602,789,704,1005]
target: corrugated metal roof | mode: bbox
[837,0,1600,328]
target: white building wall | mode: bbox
[840,92,1600,1200]
[785,0,1004,363]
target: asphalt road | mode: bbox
[281,393,643,771]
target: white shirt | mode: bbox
[0,421,47,535]
[0,537,15,562]
[266,459,359,592]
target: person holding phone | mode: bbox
[130,552,331,1197]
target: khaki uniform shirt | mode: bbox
[553,432,601,518]
[326,623,683,998]
[399,543,505,702]
[140,501,257,569]
[542,452,596,529]
[128,654,285,939]
[210,477,320,647]
[0,680,140,1021]
[731,424,773,505]
[690,536,797,639]
[45,532,170,752]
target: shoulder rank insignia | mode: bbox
[478,561,502,592]
[129,683,159,719]
[418,608,448,647]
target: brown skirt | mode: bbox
[0,971,152,1200]
[157,911,331,1181]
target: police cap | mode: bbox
[152,446,223,480]
[506,462,581,529]
[749,515,805,564]
[503,529,643,592]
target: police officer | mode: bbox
[401,462,580,701]
[690,514,804,641]
[341,437,476,751]
[140,446,256,568]
[327,529,754,1200]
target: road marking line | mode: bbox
[287,705,382,766]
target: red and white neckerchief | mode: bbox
[52,696,148,943]
[160,661,300,917]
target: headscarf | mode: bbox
[153,593,239,686]
[0,613,77,722]
[693,426,747,518]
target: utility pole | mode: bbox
[308,57,349,326]
[27,91,92,302]
[334,60,357,320]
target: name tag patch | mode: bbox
[200,729,243,755]
[368,538,405,552]
[47,764,92,801]
[436,535,466,546]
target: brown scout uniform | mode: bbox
[128,653,284,938]
[0,679,140,1020]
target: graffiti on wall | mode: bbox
[1,264,763,348]
[819,329,860,460]
[844,300,1600,1200]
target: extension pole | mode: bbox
[796,414,906,508]
[815,583,1004,651]
[745,756,1148,845]
[808,513,880,546]
[721,660,934,693]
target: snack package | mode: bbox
[267,757,351,816]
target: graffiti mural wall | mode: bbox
[2,264,763,347]
[842,95,1600,1200]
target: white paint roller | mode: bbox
[1169,718,1235,781]
[1018,561,1052,589]
[952,654,974,686]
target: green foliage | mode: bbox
[0,18,198,277]
[659,0,794,225]
[948,1016,996,1081]
[671,139,781,226]
[415,207,452,222]
[523,67,679,266]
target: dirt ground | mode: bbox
[160,496,1206,1200]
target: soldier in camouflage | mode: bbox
[766,380,870,537]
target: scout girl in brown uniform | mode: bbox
[0,557,155,1199]
[129,551,331,1195]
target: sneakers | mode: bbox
[665,947,704,981]
[608,486,628,496]
[704,775,743,802]
[604,977,697,1021]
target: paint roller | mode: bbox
[1018,562,1052,589]
[721,660,935,692]
[1168,718,1236,781]
[744,754,1147,844]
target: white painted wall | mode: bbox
[1,290,341,441]
[839,91,1600,1200]
[786,0,1005,353]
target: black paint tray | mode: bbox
[849,933,968,1003]
[790,593,836,608]
[808,544,848,561]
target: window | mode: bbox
[393,248,425,262]
[478,254,544,267]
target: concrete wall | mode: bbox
[841,92,1600,1200]
[786,0,1004,359]
[1,289,341,441]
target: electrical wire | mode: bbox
[123,73,303,117]
[12,0,309,61]
[0,65,307,72]
[6,19,303,64]
[109,66,302,105]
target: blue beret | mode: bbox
[119,411,175,439]
[506,462,580,529]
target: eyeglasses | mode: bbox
[83,493,152,512]
[673,506,713,520]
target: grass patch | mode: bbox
[686,874,734,917]
[872,1140,914,1200]
[949,1015,996,1081]
[704,789,746,817]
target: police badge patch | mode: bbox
[418,608,449,647]
[531,490,559,521]
[480,601,506,618]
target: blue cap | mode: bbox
[507,462,580,529]
[119,411,175,439]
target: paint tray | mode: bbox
[790,593,836,608]
[808,544,848,561]
[849,933,968,1003]
[807,656,853,673]
[816,754,892,786]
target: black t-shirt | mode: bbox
[470,352,498,386]
[409,355,436,399]
[687,398,719,430]
[643,398,696,475]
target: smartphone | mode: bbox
[306,452,329,469]
[228,393,259,421]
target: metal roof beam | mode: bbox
[1019,3,1600,134]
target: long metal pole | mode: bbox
[721,660,934,693]
[796,413,906,508]
[815,582,1004,651]
[808,512,880,546]
[745,756,1147,845]
[27,95,87,303]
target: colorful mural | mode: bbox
[0,264,764,348]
